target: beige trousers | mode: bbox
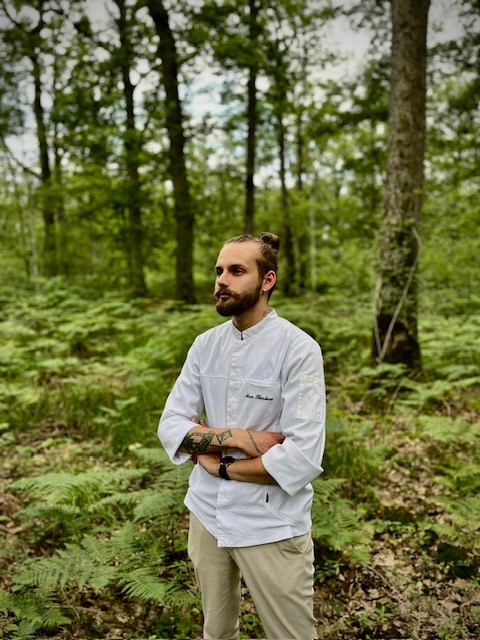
[188,514,318,640]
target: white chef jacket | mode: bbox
[158,309,326,548]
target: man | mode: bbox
[159,232,326,640]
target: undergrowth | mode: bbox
[0,283,479,639]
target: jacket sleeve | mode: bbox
[157,338,205,465]
[261,334,326,495]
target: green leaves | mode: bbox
[1,283,480,638]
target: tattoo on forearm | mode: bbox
[247,431,261,454]
[180,429,233,454]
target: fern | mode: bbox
[119,567,169,602]
[439,461,480,494]
[11,468,148,508]
[12,530,135,593]
[417,415,480,446]
[312,478,373,564]
[323,411,388,484]
[398,378,457,408]
[0,589,70,639]
[433,495,480,547]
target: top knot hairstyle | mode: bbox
[224,232,280,299]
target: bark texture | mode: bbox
[116,0,148,296]
[30,27,57,276]
[244,0,259,235]
[148,0,196,303]
[373,0,430,370]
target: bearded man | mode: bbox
[158,232,326,640]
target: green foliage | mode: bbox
[6,441,198,637]
[1,284,479,638]
[417,415,480,447]
[323,410,389,486]
[0,282,220,450]
[312,478,373,565]
[0,589,70,639]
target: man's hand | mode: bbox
[239,429,285,458]
[196,452,222,476]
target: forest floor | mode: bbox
[313,429,480,640]
[1,412,479,640]
[1,291,479,639]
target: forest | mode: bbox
[0,0,479,638]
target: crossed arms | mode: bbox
[178,419,285,484]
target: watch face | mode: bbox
[219,460,232,480]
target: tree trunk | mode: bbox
[31,47,57,277]
[373,0,430,371]
[147,0,196,303]
[278,110,296,297]
[244,0,259,236]
[295,107,309,292]
[116,0,148,297]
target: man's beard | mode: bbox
[214,279,263,317]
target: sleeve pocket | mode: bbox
[297,374,325,422]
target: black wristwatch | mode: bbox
[219,456,235,480]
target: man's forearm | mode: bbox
[178,423,285,458]
[223,457,277,484]
[178,426,237,454]
[196,451,277,485]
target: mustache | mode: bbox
[213,288,239,300]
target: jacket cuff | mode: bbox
[158,418,198,465]
[262,438,323,496]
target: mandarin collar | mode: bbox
[230,309,277,341]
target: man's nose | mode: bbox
[216,273,229,288]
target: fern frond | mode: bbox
[11,468,148,508]
[0,589,71,634]
[311,485,372,564]
[313,478,346,501]
[13,536,119,593]
[439,461,480,493]
[106,522,145,555]
[18,504,83,519]
[7,619,40,640]
[442,494,480,531]
[88,489,148,512]
[133,489,187,523]
[418,415,480,445]
[119,568,168,603]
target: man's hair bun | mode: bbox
[259,232,280,251]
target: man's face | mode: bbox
[214,242,263,317]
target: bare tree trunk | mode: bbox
[31,46,57,277]
[116,0,148,297]
[147,0,196,303]
[244,0,259,235]
[295,107,309,292]
[278,110,296,297]
[373,0,430,371]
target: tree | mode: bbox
[147,0,196,303]
[372,0,430,370]
[111,0,148,296]
[244,0,260,235]
[0,0,62,276]
[267,34,297,297]
[192,0,267,235]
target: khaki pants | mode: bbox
[188,514,318,640]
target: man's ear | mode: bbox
[263,270,276,293]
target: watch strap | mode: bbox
[219,456,235,480]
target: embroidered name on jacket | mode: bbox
[245,393,274,401]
